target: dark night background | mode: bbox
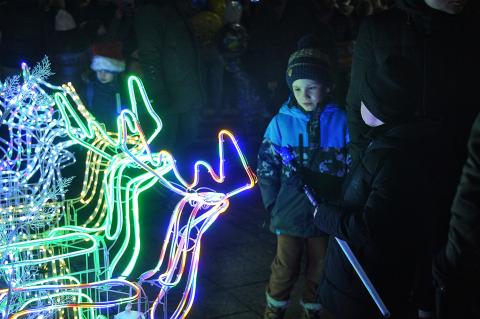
[1,0,479,318]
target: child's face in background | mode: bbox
[292,79,327,112]
[96,70,115,84]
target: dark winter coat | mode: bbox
[257,100,349,238]
[314,121,437,318]
[346,0,479,166]
[431,113,480,318]
[445,113,480,276]
[81,75,127,131]
[134,3,205,114]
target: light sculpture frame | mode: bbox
[0,59,257,319]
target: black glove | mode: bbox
[312,201,343,235]
[301,168,343,203]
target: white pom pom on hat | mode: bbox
[90,41,126,73]
[55,9,77,31]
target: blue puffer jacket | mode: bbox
[257,99,349,237]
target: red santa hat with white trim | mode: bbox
[90,41,126,73]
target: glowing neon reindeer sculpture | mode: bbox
[0,60,141,319]
[0,59,256,319]
[52,71,257,318]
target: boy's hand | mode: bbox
[274,145,297,169]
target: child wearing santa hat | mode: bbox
[82,41,127,130]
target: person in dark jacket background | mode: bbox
[433,113,480,319]
[133,0,207,277]
[46,0,90,88]
[314,55,437,319]
[134,0,205,155]
[258,34,349,319]
[344,1,479,315]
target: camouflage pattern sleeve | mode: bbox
[257,138,282,213]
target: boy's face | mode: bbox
[96,70,115,84]
[360,101,384,127]
[292,79,328,112]
[424,0,467,14]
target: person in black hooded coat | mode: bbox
[347,0,478,163]
[344,1,480,315]
[314,56,437,319]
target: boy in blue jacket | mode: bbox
[257,35,349,319]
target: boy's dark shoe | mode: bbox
[263,305,286,319]
[302,308,324,319]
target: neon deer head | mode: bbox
[52,74,257,318]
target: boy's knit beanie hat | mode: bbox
[90,41,126,73]
[285,33,332,90]
[361,55,421,124]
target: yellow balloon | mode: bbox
[208,0,226,18]
[191,11,223,44]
